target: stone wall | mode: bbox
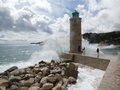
[115,52,120,90]
[62,53,110,71]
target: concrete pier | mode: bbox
[62,53,110,71]
[62,52,120,90]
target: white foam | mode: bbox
[68,66,105,90]
[0,50,60,73]
[0,61,31,73]
[0,37,103,73]
[30,50,60,63]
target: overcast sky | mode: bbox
[0,0,120,42]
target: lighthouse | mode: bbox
[70,10,82,53]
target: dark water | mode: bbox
[0,44,41,65]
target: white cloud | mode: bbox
[50,14,70,35]
[31,15,52,34]
[76,0,120,33]
[28,0,52,13]
[0,0,120,42]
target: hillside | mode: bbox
[83,31,120,45]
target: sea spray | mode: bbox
[42,36,70,54]
[28,36,70,63]
[67,66,105,90]
[0,36,117,73]
[0,36,70,72]
[30,50,60,63]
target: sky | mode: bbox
[0,0,120,42]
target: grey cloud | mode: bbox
[0,6,14,31]
[0,5,53,34]
[14,17,36,32]
[13,8,37,32]
[0,35,5,38]
[33,16,53,34]
[0,5,37,32]
[58,28,68,33]
[113,23,120,31]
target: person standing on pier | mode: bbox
[83,47,85,55]
[97,48,99,58]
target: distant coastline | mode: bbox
[83,31,120,45]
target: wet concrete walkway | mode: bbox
[96,53,118,90]
[62,52,119,90]
[82,53,117,61]
[83,53,118,90]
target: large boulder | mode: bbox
[19,87,28,90]
[42,68,50,76]
[31,83,40,87]
[52,86,61,90]
[0,78,9,87]
[61,86,67,90]
[28,86,40,90]
[25,68,34,74]
[34,75,42,83]
[61,70,65,76]
[9,82,20,88]
[5,66,18,73]
[20,78,34,87]
[3,66,18,76]
[47,76,57,83]
[50,69,62,74]
[42,83,53,90]
[23,74,35,80]
[34,64,40,68]
[10,85,18,90]
[62,78,68,87]
[55,74,63,81]
[68,76,76,84]
[60,63,67,67]
[38,72,43,76]
[0,86,6,90]
[9,75,21,82]
[33,68,41,74]
[10,68,26,76]
[52,81,62,90]
[40,76,48,86]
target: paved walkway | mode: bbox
[63,52,119,90]
[98,54,120,90]
[82,53,117,60]
[83,53,118,90]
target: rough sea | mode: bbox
[0,38,120,90]
[0,39,120,72]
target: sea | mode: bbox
[0,38,120,90]
[0,38,120,72]
[0,37,70,72]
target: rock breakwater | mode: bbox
[0,60,78,90]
